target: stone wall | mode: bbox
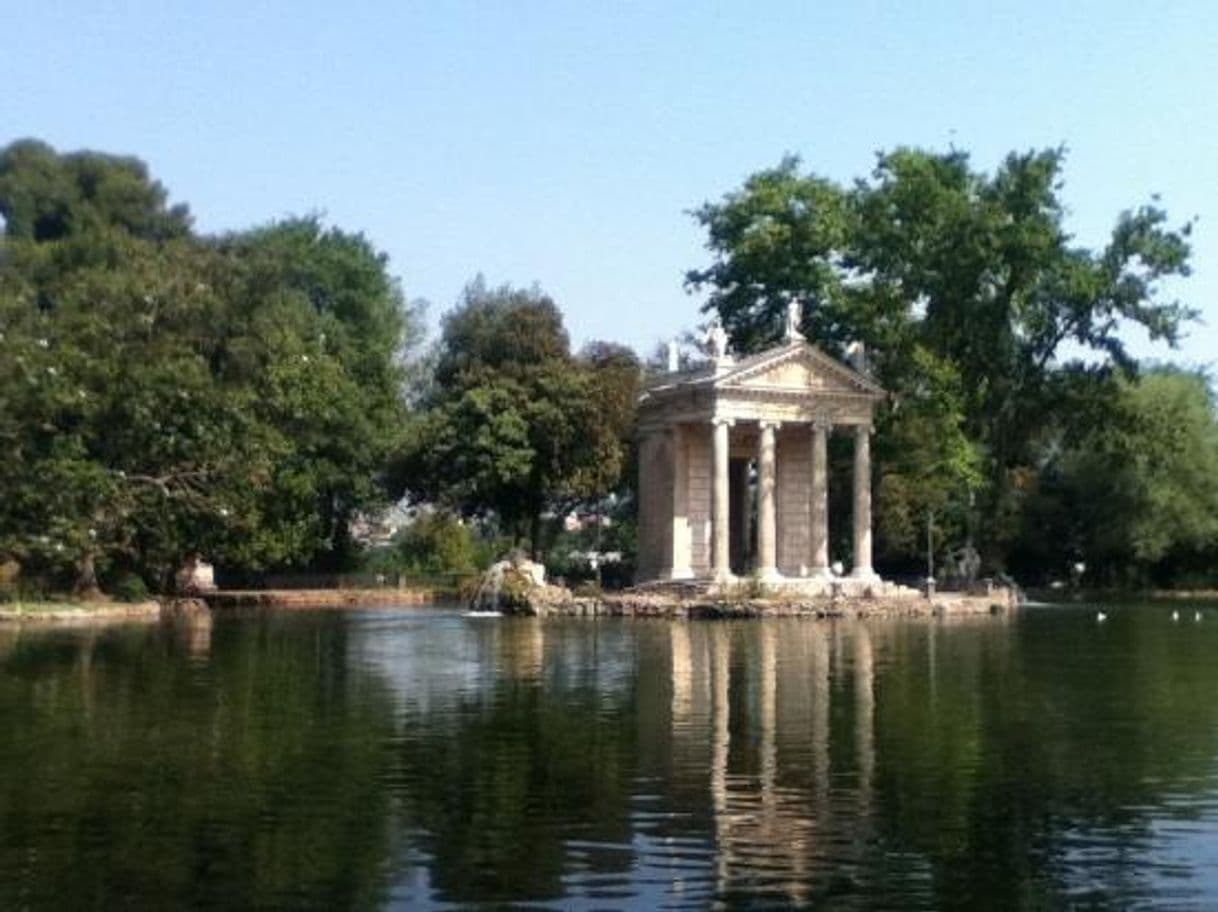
[776,427,811,576]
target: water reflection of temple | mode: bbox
[670,620,880,904]
[362,615,889,904]
[336,607,1081,908]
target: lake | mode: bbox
[3,604,1218,909]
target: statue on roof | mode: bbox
[707,317,730,362]
[846,340,868,374]
[785,298,805,342]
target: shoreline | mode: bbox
[515,589,1016,620]
[0,588,443,626]
[28,581,1218,626]
[201,588,442,611]
[0,600,161,625]
[1025,588,1218,603]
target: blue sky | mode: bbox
[4,1,1216,365]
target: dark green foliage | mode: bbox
[0,138,191,242]
[363,511,493,577]
[689,147,1195,574]
[432,275,570,388]
[0,140,417,593]
[217,217,417,571]
[1013,368,1218,586]
[109,571,149,603]
[397,278,640,557]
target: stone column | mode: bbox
[756,420,779,580]
[669,425,693,579]
[809,419,831,576]
[851,424,876,580]
[711,418,733,582]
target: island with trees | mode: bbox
[0,138,1211,617]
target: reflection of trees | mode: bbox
[390,674,638,902]
[660,614,1218,908]
[868,612,1218,907]
[0,614,398,910]
[8,611,1218,907]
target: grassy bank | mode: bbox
[0,599,161,622]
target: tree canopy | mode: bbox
[0,138,192,242]
[2,136,1209,592]
[0,139,418,594]
[688,147,1196,570]
[1014,367,1218,586]
[396,278,640,556]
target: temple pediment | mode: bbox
[637,340,884,432]
[714,342,884,398]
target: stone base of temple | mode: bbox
[477,562,1018,619]
[502,585,1017,619]
[633,574,924,602]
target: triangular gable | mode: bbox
[715,342,884,397]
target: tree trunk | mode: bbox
[73,551,103,601]
[530,511,542,561]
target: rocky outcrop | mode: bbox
[469,553,574,615]
[530,590,1014,620]
[468,566,1018,619]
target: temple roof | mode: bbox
[641,339,886,403]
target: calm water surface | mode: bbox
[3,604,1218,909]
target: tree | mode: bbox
[0,140,419,593]
[397,280,639,558]
[0,232,278,594]
[688,148,1195,569]
[1014,368,1218,586]
[0,138,191,242]
[875,346,983,564]
[431,275,570,388]
[575,340,643,500]
[364,511,487,577]
[217,217,417,570]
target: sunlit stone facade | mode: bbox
[636,325,886,592]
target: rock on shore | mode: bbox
[467,560,1018,620]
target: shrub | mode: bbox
[365,512,487,577]
[111,572,150,603]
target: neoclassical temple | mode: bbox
[636,309,887,591]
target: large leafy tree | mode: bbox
[217,217,415,570]
[0,232,281,594]
[688,148,1195,568]
[1015,368,1218,586]
[0,138,191,242]
[0,140,417,593]
[398,279,639,556]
